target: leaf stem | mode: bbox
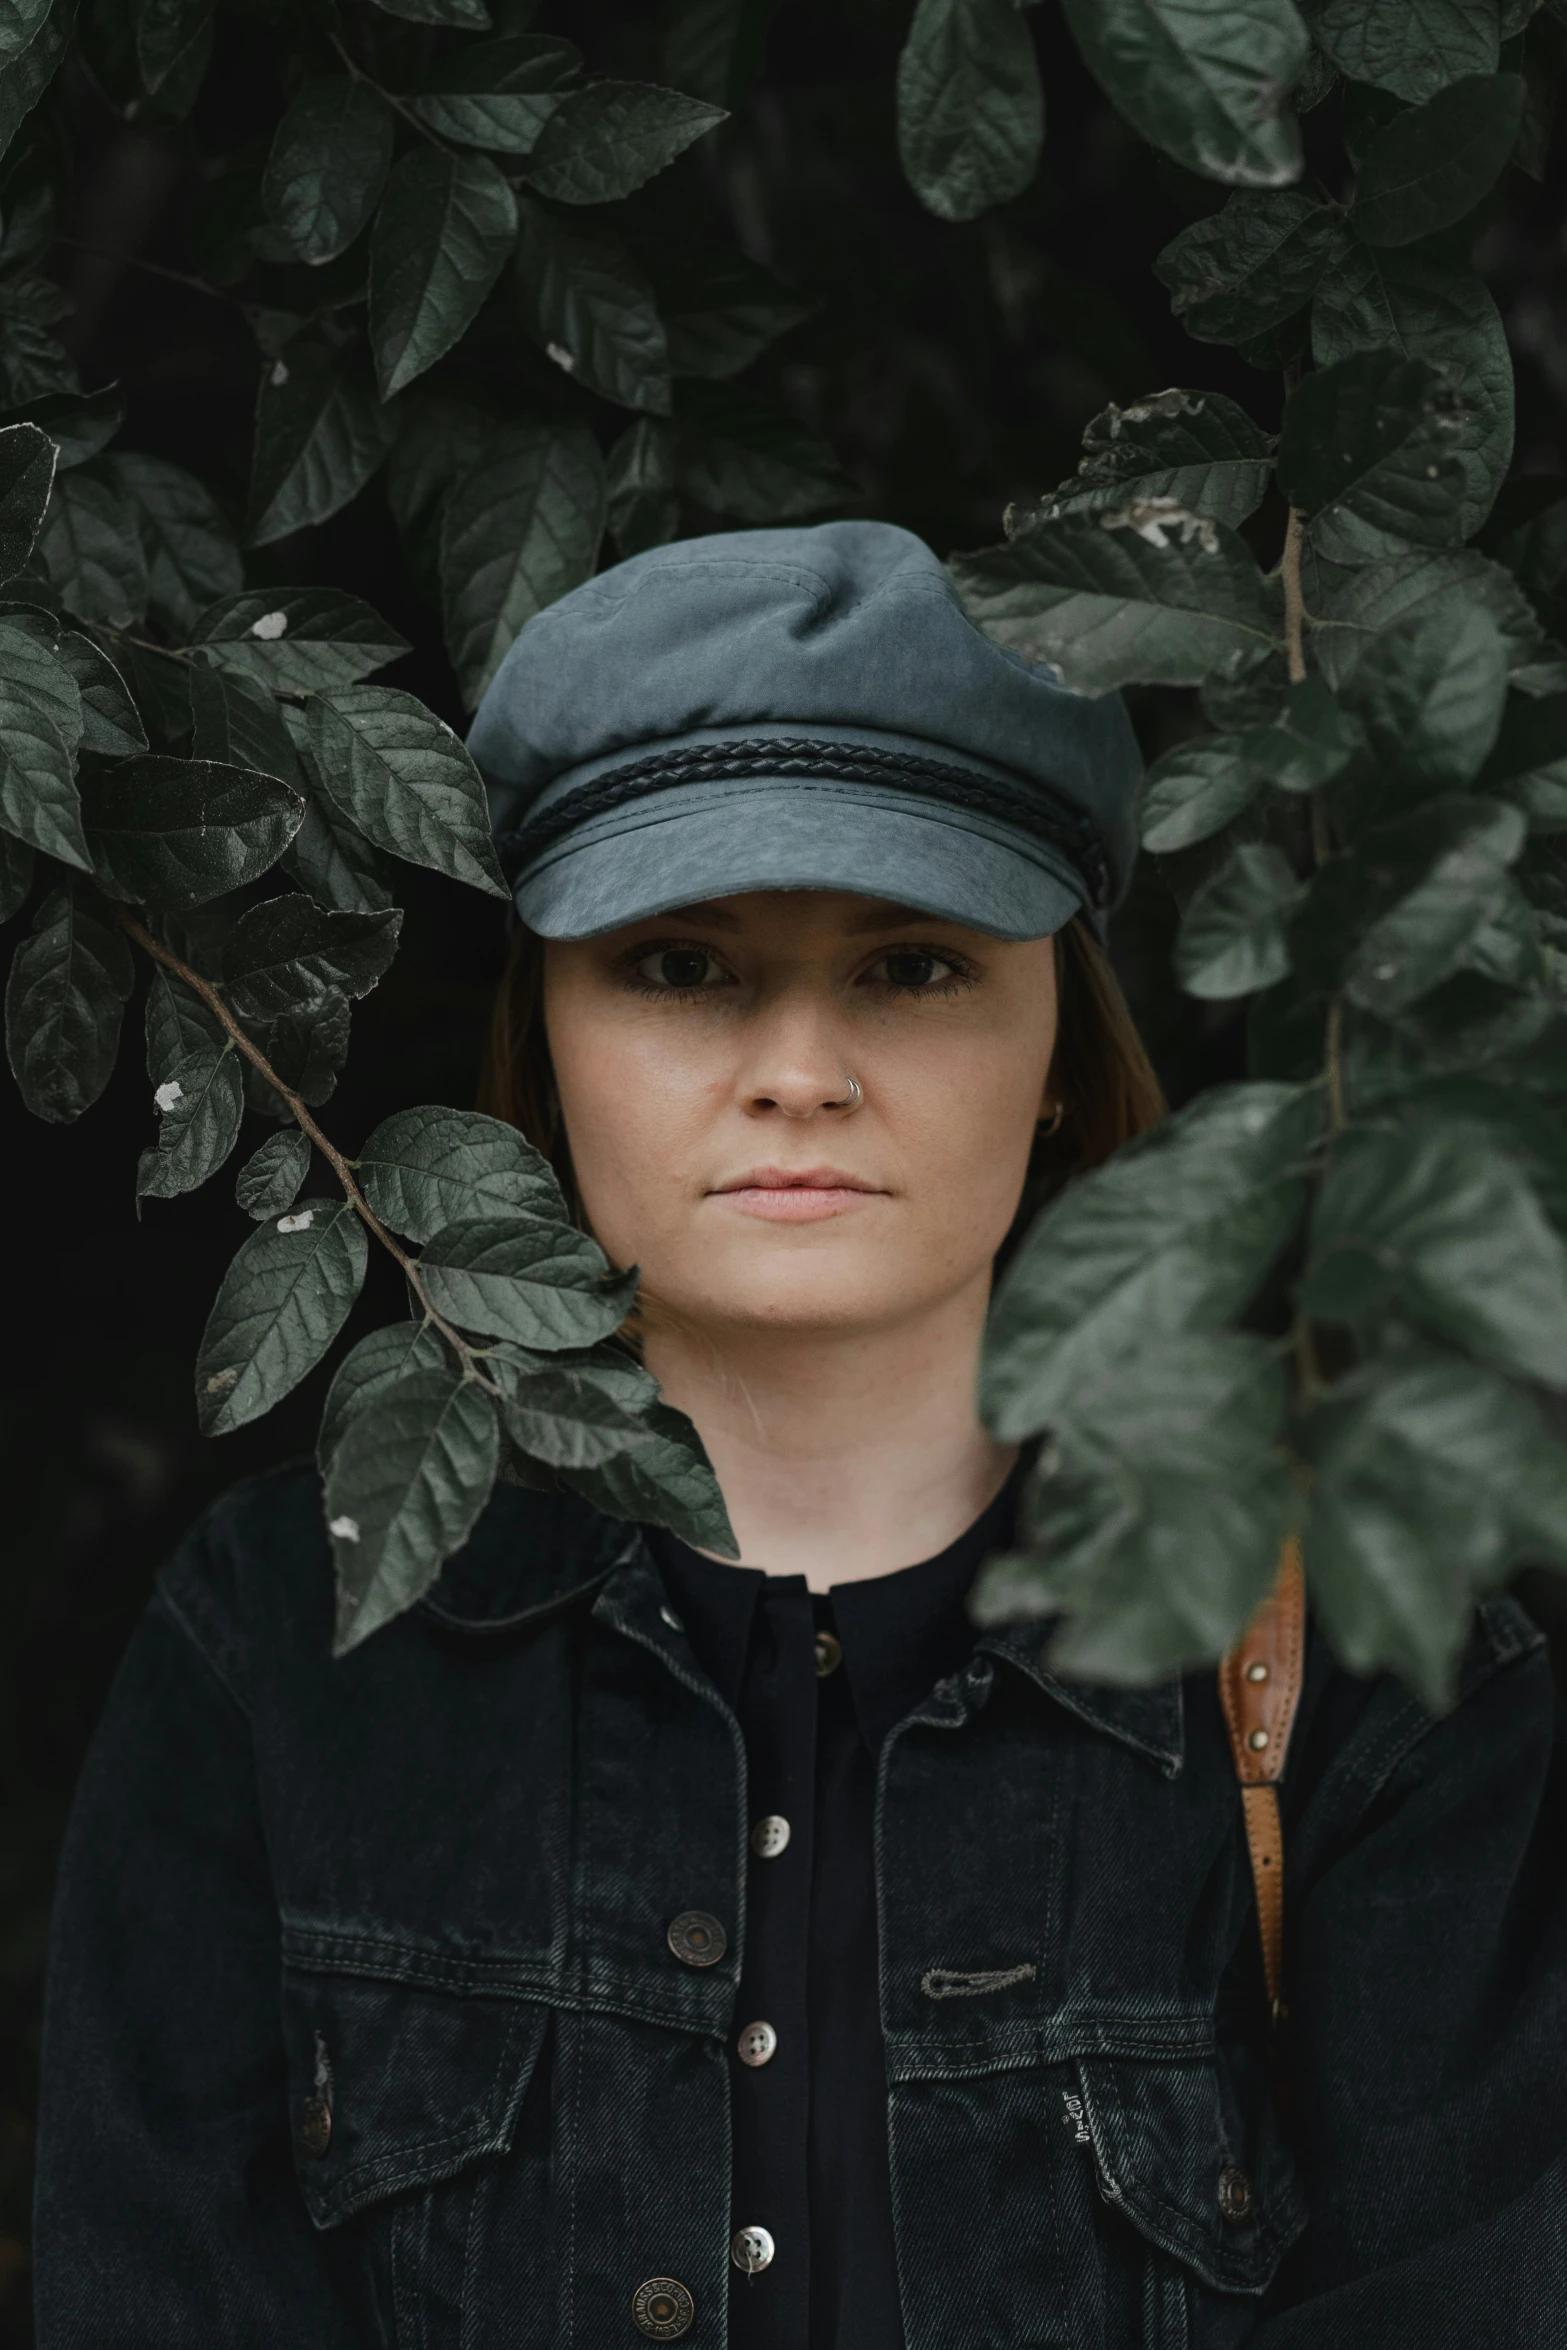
[50,234,254,314]
[115,909,499,1390]
[1280,505,1307,687]
[327,28,458,153]
[1324,993,1346,1133]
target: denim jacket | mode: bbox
[33,1463,1567,2349]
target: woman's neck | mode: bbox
[642,1273,1016,1588]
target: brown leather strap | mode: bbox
[1219,1540,1307,2018]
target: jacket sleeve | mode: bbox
[33,1527,360,2349]
[1253,1601,1567,2348]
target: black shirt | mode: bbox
[649,1477,1017,2350]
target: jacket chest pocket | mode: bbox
[1067,2051,1307,2350]
[281,1965,552,2350]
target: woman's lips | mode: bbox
[708,1166,889,1223]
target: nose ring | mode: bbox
[835,1075,863,1110]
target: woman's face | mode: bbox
[543,890,1059,1340]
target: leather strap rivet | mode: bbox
[1245,1660,1269,1683]
[1247,1727,1270,1751]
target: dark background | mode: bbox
[3,3,1565,2333]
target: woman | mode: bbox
[34,524,1567,2348]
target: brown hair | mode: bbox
[477,912,1165,1233]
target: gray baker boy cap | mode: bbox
[467,519,1141,942]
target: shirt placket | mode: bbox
[728,1579,818,2347]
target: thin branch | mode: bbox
[1280,505,1307,687]
[117,910,498,1389]
[1324,994,1346,1134]
[1292,1313,1323,1404]
[327,28,457,152]
[93,620,193,663]
[50,235,254,314]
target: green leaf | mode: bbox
[189,658,295,779]
[1293,794,1525,1015]
[144,960,222,1072]
[136,1036,244,1201]
[1353,72,1525,246]
[1310,546,1559,693]
[222,892,402,1023]
[248,336,397,547]
[1478,692,1567,831]
[0,0,75,163]
[439,417,605,709]
[1060,0,1308,186]
[407,35,582,151]
[418,1215,640,1350]
[514,197,670,414]
[369,150,517,401]
[1022,386,1273,531]
[34,459,148,621]
[1300,0,1501,102]
[1339,602,1509,813]
[1312,241,1513,536]
[951,507,1280,692]
[358,1104,564,1242]
[195,1194,368,1435]
[188,587,410,690]
[491,1342,659,1469]
[0,0,50,70]
[55,630,145,756]
[327,1367,500,1654]
[134,0,212,99]
[1277,352,1465,562]
[896,0,1044,223]
[981,1082,1315,1437]
[524,80,726,204]
[80,755,303,910]
[0,828,32,920]
[0,418,55,573]
[262,75,395,268]
[0,383,123,469]
[1154,191,1342,344]
[1297,1347,1567,1708]
[316,1317,454,1472]
[1140,680,1362,851]
[657,251,810,381]
[561,1399,737,1554]
[385,380,501,600]
[305,683,507,895]
[605,416,679,557]
[1174,842,1302,998]
[370,0,490,24]
[672,380,851,523]
[236,1122,310,1220]
[1302,1117,1567,1386]
[0,620,88,868]
[4,879,132,1120]
[276,705,394,913]
[103,451,243,634]
[971,1333,1293,1682]
[246,990,351,1113]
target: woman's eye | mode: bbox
[877,949,952,990]
[635,946,727,990]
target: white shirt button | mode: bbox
[731,2225,775,2274]
[737,2019,778,2067]
[749,1814,791,1859]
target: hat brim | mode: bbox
[511,776,1085,942]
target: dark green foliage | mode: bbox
[0,0,1562,1703]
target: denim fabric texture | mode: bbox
[33,1462,1567,2349]
[465,521,1143,941]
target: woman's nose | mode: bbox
[738,1008,861,1119]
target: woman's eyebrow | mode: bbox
[844,906,956,935]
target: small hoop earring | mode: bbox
[1038,1101,1066,1137]
[836,1075,863,1110]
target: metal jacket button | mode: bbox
[737,2020,777,2067]
[731,2225,775,2273]
[1218,2163,1254,2223]
[299,2094,332,2158]
[667,1909,727,1967]
[813,1630,843,1677]
[632,2278,694,2338]
[750,1814,790,1859]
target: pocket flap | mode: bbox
[1073,2050,1306,2294]
[281,1967,550,2228]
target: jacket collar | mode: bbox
[978,1619,1186,1778]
